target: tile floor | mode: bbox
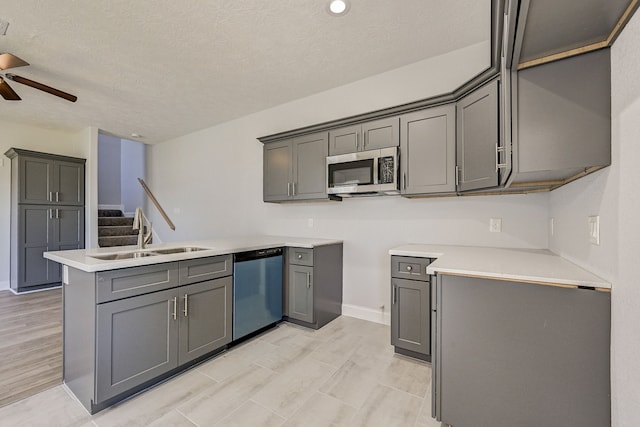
[0,316,440,427]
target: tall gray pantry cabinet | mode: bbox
[5,148,85,293]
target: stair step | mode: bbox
[99,225,137,237]
[98,209,124,217]
[99,236,138,248]
[98,217,134,226]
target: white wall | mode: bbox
[0,120,95,290]
[149,41,550,321]
[97,134,122,206]
[549,11,640,426]
[120,139,146,216]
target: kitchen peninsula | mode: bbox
[45,236,343,414]
[389,244,611,427]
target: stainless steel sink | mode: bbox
[91,251,159,261]
[153,247,207,255]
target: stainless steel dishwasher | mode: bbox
[232,247,283,340]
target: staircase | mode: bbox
[98,209,138,247]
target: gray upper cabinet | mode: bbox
[328,117,399,155]
[263,140,292,202]
[7,148,86,293]
[456,79,501,192]
[400,105,456,195]
[292,132,328,200]
[16,154,84,205]
[263,131,328,202]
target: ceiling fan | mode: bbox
[0,53,77,102]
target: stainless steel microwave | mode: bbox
[326,147,399,195]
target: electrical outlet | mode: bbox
[489,218,502,233]
[588,215,600,245]
[307,218,314,228]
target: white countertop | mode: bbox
[44,236,342,273]
[389,244,611,289]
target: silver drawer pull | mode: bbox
[307,272,311,288]
[172,297,177,320]
[406,265,412,272]
[297,254,303,259]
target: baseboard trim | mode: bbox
[342,303,390,325]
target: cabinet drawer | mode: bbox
[179,255,232,285]
[97,263,179,303]
[288,247,314,266]
[391,256,432,281]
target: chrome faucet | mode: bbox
[132,207,153,249]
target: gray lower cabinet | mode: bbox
[16,204,84,291]
[178,277,232,364]
[328,117,399,155]
[96,288,179,403]
[288,264,314,324]
[263,131,328,202]
[456,78,501,192]
[64,255,232,414]
[390,256,432,361]
[400,105,456,195]
[432,274,611,427]
[286,244,343,329]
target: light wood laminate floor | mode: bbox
[0,316,439,427]
[0,288,63,408]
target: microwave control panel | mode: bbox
[379,156,395,184]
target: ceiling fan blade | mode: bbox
[5,73,77,102]
[0,53,30,70]
[0,77,21,100]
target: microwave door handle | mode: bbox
[374,157,379,185]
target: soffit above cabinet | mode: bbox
[516,0,639,69]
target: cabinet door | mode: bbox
[54,160,85,205]
[400,106,456,195]
[288,264,314,323]
[19,156,53,204]
[49,206,85,283]
[292,132,328,200]
[17,205,57,289]
[328,124,361,155]
[391,278,430,355]
[264,140,292,202]
[178,276,232,365]
[362,117,399,151]
[456,79,500,192]
[96,288,179,403]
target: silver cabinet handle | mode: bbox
[56,191,60,202]
[49,192,53,202]
[355,133,359,150]
[172,297,177,320]
[292,182,296,196]
[407,265,412,272]
[183,294,188,317]
[49,209,53,219]
[56,209,60,219]
[393,285,397,304]
[363,132,367,149]
[297,254,302,259]
[495,142,507,171]
[287,182,291,197]
[307,272,311,288]
[455,165,460,187]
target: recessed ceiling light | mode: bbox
[130,133,143,138]
[327,0,350,16]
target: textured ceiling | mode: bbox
[0,0,490,143]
